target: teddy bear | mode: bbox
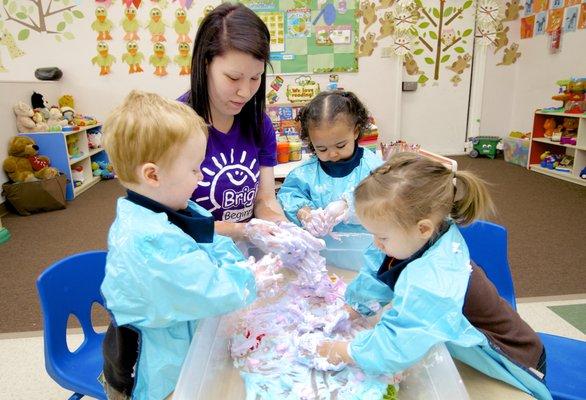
[13,101,37,133]
[3,136,59,182]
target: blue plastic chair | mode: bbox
[460,221,586,400]
[459,220,517,309]
[36,251,108,400]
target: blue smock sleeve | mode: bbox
[349,260,467,375]
[102,230,257,329]
[277,165,319,225]
[344,243,392,316]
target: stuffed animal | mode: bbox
[87,131,103,149]
[47,106,68,128]
[92,160,115,179]
[31,92,50,121]
[13,101,37,132]
[32,111,49,131]
[3,136,59,182]
[58,94,75,109]
[66,135,82,159]
[60,106,75,123]
[562,117,579,135]
[543,118,557,139]
[71,165,85,187]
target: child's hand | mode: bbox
[343,304,362,321]
[299,208,332,237]
[248,254,283,297]
[324,200,349,226]
[298,200,349,238]
[317,340,352,366]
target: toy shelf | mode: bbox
[531,137,586,151]
[528,111,586,186]
[19,124,111,200]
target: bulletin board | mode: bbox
[240,0,359,74]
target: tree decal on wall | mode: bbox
[412,0,473,83]
[1,0,85,42]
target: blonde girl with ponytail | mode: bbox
[315,153,551,400]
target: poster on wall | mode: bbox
[240,0,359,74]
[535,11,548,34]
[547,8,564,31]
[564,0,581,7]
[521,15,536,37]
[532,0,548,12]
[258,11,286,52]
[563,6,579,31]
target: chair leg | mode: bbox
[68,393,84,400]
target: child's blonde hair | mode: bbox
[355,152,495,230]
[103,90,208,184]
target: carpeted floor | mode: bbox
[0,155,585,333]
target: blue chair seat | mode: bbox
[538,332,586,400]
[460,221,586,400]
[37,251,108,400]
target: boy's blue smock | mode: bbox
[348,224,551,400]
[101,199,256,400]
[277,148,383,271]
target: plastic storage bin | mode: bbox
[174,319,469,400]
[321,232,374,271]
[503,137,530,167]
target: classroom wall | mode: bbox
[480,18,586,137]
[0,0,400,190]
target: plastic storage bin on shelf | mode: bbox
[503,137,530,167]
[174,316,469,400]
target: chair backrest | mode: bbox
[36,251,108,377]
[459,221,517,310]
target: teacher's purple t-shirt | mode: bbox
[192,114,277,222]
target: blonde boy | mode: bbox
[100,91,258,400]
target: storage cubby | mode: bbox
[528,112,586,186]
[20,125,109,200]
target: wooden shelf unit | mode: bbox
[528,111,586,186]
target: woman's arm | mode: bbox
[213,167,285,240]
[253,166,287,222]
[214,220,247,241]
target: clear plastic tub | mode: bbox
[174,319,469,400]
[398,343,470,400]
[321,232,374,271]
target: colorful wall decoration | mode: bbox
[241,0,359,74]
[87,0,195,77]
[517,0,586,40]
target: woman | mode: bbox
[181,3,287,241]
